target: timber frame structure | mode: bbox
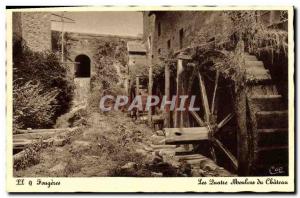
[147,41,289,176]
[131,11,289,176]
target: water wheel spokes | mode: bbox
[189,110,205,126]
[197,69,218,162]
[187,67,238,169]
[197,70,211,122]
[212,137,238,170]
[211,71,219,114]
[210,70,238,171]
[217,113,234,130]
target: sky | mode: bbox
[51,12,143,37]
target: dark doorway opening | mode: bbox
[179,28,184,49]
[75,54,91,77]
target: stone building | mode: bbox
[12,11,142,106]
[126,41,147,93]
[141,10,289,176]
[143,11,287,66]
[143,11,289,98]
[127,41,147,71]
[51,31,141,105]
[12,12,52,52]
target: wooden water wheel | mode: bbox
[165,52,288,176]
[190,53,288,176]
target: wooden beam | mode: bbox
[13,139,33,150]
[211,71,219,114]
[152,115,164,124]
[213,138,238,170]
[217,113,234,130]
[164,127,209,133]
[148,66,153,126]
[15,128,70,135]
[50,20,75,24]
[198,71,211,122]
[13,127,80,144]
[175,154,207,161]
[164,127,209,144]
[235,87,249,175]
[177,53,192,60]
[174,59,184,128]
[136,76,140,117]
[187,67,197,95]
[61,61,80,64]
[51,13,75,22]
[182,64,190,127]
[189,111,205,126]
[164,64,170,127]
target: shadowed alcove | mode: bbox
[75,54,91,78]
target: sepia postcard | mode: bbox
[6,6,295,193]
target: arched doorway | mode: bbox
[73,54,91,105]
[75,54,91,77]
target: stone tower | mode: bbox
[12,12,52,52]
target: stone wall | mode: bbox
[142,11,156,64]
[52,31,141,105]
[128,54,147,69]
[142,11,156,45]
[144,11,223,64]
[60,31,140,77]
[144,11,287,65]
[12,12,52,52]
[12,12,22,38]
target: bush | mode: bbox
[13,36,75,129]
[13,81,59,129]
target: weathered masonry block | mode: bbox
[12,12,52,52]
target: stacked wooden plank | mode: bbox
[144,128,232,176]
[13,127,81,151]
[164,127,209,144]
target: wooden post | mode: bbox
[124,75,129,96]
[136,75,140,118]
[182,65,190,127]
[147,32,154,126]
[135,76,139,96]
[198,71,210,122]
[235,87,249,175]
[148,64,153,126]
[164,64,170,128]
[61,14,64,63]
[175,59,184,128]
[50,13,75,64]
[235,39,248,175]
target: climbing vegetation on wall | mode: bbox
[13,35,75,130]
[88,39,129,108]
[191,11,288,57]
[51,31,75,61]
[92,40,128,94]
[193,11,288,84]
[152,11,288,86]
[152,51,177,81]
[129,61,148,83]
